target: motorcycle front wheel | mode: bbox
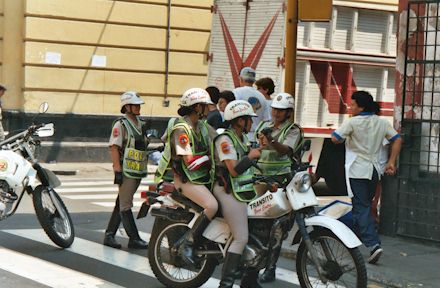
[296,229,367,288]
[148,218,217,288]
[33,185,75,248]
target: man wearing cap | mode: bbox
[103,91,149,250]
[233,67,270,140]
[0,85,6,141]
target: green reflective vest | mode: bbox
[255,120,304,176]
[213,130,257,203]
[154,118,176,182]
[155,118,211,185]
[119,117,149,179]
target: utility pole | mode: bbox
[284,0,298,97]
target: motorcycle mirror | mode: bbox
[39,102,49,114]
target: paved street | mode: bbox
[0,168,408,288]
[0,172,304,288]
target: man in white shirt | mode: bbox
[233,67,270,140]
[331,91,402,265]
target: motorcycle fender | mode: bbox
[33,164,61,188]
[202,218,230,244]
[293,215,362,248]
[44,168,61,188]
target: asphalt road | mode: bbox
[0,174,301,288]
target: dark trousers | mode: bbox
[349,169,381,248]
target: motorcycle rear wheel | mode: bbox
[148,218,217,288]
[33,185,75,248]
[296,229,367,288]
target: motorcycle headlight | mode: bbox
[292,171,312,193]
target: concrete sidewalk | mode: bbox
[280,231,440,288]
[46,162,440,288]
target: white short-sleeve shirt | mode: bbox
[215,135,238,162]
[333,114,400,179]
[233,86,271,139]
[172,128,193,156]
[108,117,143,148]
[109,121,124,148]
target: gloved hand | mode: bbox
[187,155,210,171]
[114,171,123,185]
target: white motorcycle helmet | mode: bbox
[178,88,213,116]
[271,92,295,110]
[120,91,144,113]
[224,100,257,121]
[180,88,213,107]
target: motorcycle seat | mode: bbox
[161,181,224,218]
[170,192,204,213]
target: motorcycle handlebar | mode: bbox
[238,175,266,186]
[238,179,256,186]
[0,123,47,147]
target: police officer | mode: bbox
[104,91,149,249]
[156,88,218,267]
[214,100,262,288]
[255,92,303,283]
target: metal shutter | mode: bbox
[247,0,285,94]
[297,22,306,48]
[333,6,353,51]
[385,68,396,102]
[389,14,398,56]
[208,1,247,91]
[352,64,381,97]
[355,10,387,54]
[312,22,330,49]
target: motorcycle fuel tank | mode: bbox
[0,150,33,188]
[247,190,292,218]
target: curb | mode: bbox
[52,170,78,176]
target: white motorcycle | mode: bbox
[0,103,74,248]
[143,140,367,288]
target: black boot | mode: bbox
[240,268,263,288]
[103,199,122,249]
[259,244,282,283]
[120,209,148,249]
[219,252,242,288]
[178,213,210,267]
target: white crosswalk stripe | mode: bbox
[1,229,240,288]
[55,177,154,208]
[0,247,123,288]
[0,229,332,288]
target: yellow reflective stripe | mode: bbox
[120,118,148,179]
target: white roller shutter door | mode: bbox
[333,7,353,51]
[208,1,247,91]
[355,10,387,54]
[352,65,381,98]
[247,0,285,93]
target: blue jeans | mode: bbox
[350,169,381,248]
